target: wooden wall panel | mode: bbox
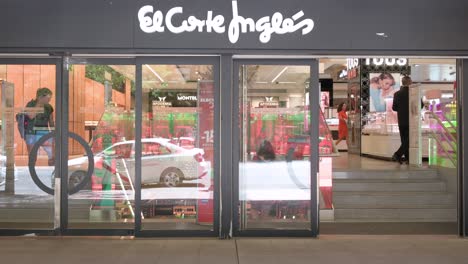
[6,65,25,156]
[93,81,105,121]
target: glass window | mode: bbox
[67,64,136,229]
[141,63,215,230]
[238,64,312,230]
[0,64,57,229]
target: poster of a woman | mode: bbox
[369,73,401,112]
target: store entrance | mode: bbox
[318,58,459,234]
[233,59,321,236]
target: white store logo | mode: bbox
[138,1,315,44]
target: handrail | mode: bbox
[442,112,457,136]
[429,131,457,167]
[428,112,457,145]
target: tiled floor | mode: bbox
[0,236,467,264]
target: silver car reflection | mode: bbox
[68,138,209,188]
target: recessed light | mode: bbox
[376,32,388,37]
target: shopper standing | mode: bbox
[335,102,348,147]
[392,76,412,164]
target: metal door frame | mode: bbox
[231,59,320,237]
[458,59,467,237]
[59,57,136,236]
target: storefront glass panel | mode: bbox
[0,63,57,229]
[67,64,135,229]
[140,64,215,230]
[238,64,313,230]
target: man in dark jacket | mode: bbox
[392,76,412,164]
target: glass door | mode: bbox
[135,57,219,235]
[233,60,319,236]
[64,58,136,231]
[0,59,60,232]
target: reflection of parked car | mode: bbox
[170,137,195,149]
[0,154,18,185]
[68,138,209,187]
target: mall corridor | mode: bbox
[0,236,467,264]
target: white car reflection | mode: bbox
[68,138,209,188]
[0,154,19,186]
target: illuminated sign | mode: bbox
[138,1,315,44]
[259,96,279,107]
[364,58,408,66]
[177,95,197,101]
[153,97,172,107]
[347,58,359,71]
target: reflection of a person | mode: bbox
[24,88,55,166]
[335,103,348,147]
[253,140,276,161]
[370,73,396,112]
[430,100,437,112]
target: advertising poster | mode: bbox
[369,73,401,112]
[197,80,214,224]
[198,81,214,162]
[320,91,329,112]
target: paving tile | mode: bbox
[1,236,468,264]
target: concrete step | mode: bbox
[333,179,446,192]
[333,169,439,180]
[333,192,456,209]
[334,208,457,222]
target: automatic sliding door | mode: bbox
[66,61,136,230]
[235,61,318,234]
[137,58,218,233]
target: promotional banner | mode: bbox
[198,81,215,162]
[197,80,215,224]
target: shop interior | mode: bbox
[235,58,458,234]
[319,58,458,234]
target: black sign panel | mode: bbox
[0,0,467,52]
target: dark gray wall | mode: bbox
[1,0,468,53]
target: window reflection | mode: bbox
[141,64,215,230]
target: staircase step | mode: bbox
[334,208,457,222]
[333,192,456,208]
[333,180,446,192]
[333,169,439,180]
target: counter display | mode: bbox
[361,111,430,158]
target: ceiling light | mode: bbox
[144,64,165,82]
[271,66,288,83]
[376,32,388,38]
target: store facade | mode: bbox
[0,0,467,237]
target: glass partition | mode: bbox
[238,64,313,230]
[67,64,135,229]
[0,64,57,229]
[140,63,215,230]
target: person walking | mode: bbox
[392,76,412,164]
[24,87,55,166]
[335,102,348,147]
